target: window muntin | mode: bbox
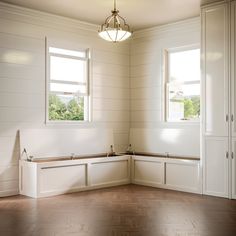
[47,46,89,122]
[165,48,200,122]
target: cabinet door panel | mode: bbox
[202,4,229,136]
[40,164,86,194]
[204,137,229,197]
[231,2,236,137]
[90,160,130,186]
[133,159,164,186]
[231,138,236,199]
[165,162,201,193]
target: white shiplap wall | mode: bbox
[130,18,201,157]
[0,2,130,197]
[0,2,201,197]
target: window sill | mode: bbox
[45,120,91,126]
[163,121,200,127]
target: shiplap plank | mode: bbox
[0,165,19,181]
[93,86,129,100]
[0,62,44,79]
[93,74,129,88]
[114,133,129,146]
[93,62,129,77]
[0,32,45,52]
[0,93,44,108]
[131,51,161,66]
[0,77,44,93]
[131,111,162,122]
[131,76,162,88]
[0,48,44,66]
[131,87,162,100]
[130,64,161,77]
[93,98,130,111]
[131,99,162,111]
[0,107,44,122]
[93,110,129,122]
[0,153,20,166]
[0,180,18,192]
[93,50,129,66]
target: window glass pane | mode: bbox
[49,47,86,58]
[50,56,86,83]
[169,49,200,82]
[48,94,85,121]
[168,83,200,121]
[50,83,86,94]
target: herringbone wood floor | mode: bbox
[0,184,236,236]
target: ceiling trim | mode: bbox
[132,17,200,39]
[201,0,229,7]
[0,2,99,34]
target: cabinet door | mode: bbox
[203,137,229,197]
[231,138,236,199]
[231,1,236,137]
[90,160,130,187]
[202,3,229,136]
[39,164,87,196]
[132,158,164,187]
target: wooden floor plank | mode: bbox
[0,184,236,236]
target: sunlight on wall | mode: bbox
[2,51,32,64]
[160,129,181,144]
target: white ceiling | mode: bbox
[0,0,201,30]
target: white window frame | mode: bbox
[164,45,200,123]
[45,39,91,124]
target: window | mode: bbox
[165,47,200,122]
[47,46,90,122]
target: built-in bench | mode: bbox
[19,129,201,198]
[20,152,201,198]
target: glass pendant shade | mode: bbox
[98,29,132,42]
[98,0,132,42]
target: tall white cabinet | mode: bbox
[202,0,236,199]
[231,1,236,199]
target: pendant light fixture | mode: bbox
[98,0,132,42]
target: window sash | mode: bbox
[49,52,88,62]
[166,47,200,84]
[47,43,90,123]
[167,80,200,86]
[48,50,89,96]
[49,55,88,84]
[50,91,87,96]
[50,79,86,86]
[164,47,200,122]
[49,47,87,59]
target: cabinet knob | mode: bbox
[232,114,234,122]
[226,152,229,159]
[232,152,234,159]
[226,115,229,122]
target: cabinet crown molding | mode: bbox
[201,0,232,7]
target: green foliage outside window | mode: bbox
[49,94,84,121]
[183,96,200,119]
